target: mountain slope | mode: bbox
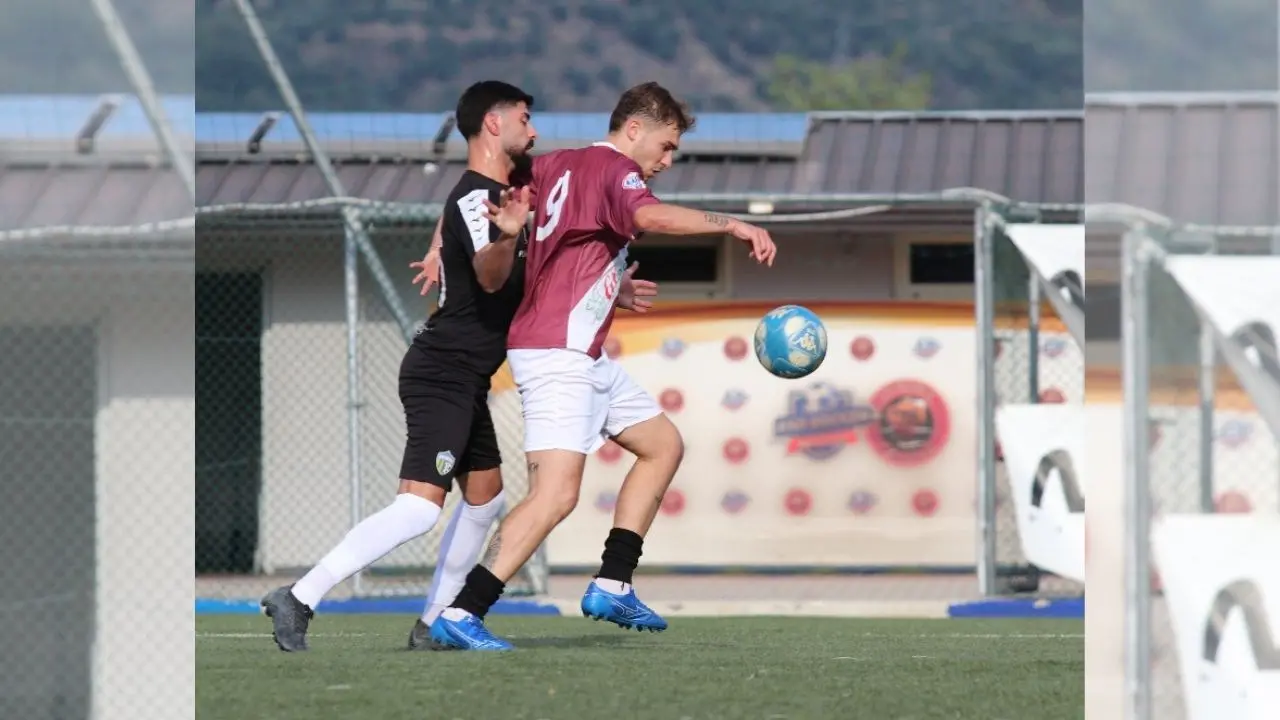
[194,0,1083,112]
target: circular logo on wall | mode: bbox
[912,489,939,517]
[595,491,617,512]
[603,336,623,358]
[1039,388,1067,404]
[913,337,941,359]
[661,489,686,516]
[723,336,748,361]
[867,380,951,467]
[784,488,812,516]
[597,440,623,464]
[721,388,749,411]
[1041,337,1067,359]
[1217,419,1252,449]
[850,336,876,361]
[723,437,750,464]
[659,388,684,413]
[660,337,685,359]
[721,490,750,514]
[848,490,877,515]
[1215,491,1252,514]
[1149,420,1163,450]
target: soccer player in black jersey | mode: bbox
[262,81,658,652]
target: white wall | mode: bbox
[0,261,194,720]
[216,231,914,570]
[214,227,996,572]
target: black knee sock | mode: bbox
[595,527,644,584]
[449,566,506,619]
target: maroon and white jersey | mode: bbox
[507,142,660,358]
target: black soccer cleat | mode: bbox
[261,585,314,652]
[406,618,454,651]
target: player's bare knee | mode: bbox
[458,468,503,506]
[543,484,580,522]
[630,416,684,470]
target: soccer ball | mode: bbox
[753,305,827,379]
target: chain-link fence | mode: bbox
[0,216,194,720]
[1117,219,1280,720]
[2,0,194,716]
[975,207,1086,598]
[193,201,548,604]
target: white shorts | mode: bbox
[508,348,662,454]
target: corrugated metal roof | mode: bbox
[0,164,192,228]
[195,110,1084,208]
[1085,93,1280,225]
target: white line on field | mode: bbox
[197,631,1082,640]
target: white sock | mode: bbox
[421,491,505,625]
[440,606,473,621]
[291,493,442,609]
[592,578,631,595]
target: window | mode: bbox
[909,243,975,284]
[627,237,726,297]
[892,235,973,300]
[628,245,719,283]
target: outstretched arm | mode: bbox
[598,160,776,266]
[633,204,777,266]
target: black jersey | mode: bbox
[412,170,526,379]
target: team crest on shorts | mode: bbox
[435,450,456,476]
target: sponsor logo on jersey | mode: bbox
[621,171,646,190]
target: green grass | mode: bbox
[196,615,1083,720]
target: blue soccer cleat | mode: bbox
[428,612,514,651]
[580,583,668,632]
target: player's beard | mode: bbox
[511,152,534,179]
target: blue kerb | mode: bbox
[947,596,1084,619]
[196,597,562,616]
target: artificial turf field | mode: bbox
[196,614,1083,720]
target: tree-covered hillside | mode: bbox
[0,0,193,94]
[13,0,1276,113]
[194,0,1083,112]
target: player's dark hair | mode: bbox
[608,82,696,134]
[455,81,535,139]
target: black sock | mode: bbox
[596,527,644,584]
[449,566,505,619]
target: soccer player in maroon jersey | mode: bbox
[431,82,776,650]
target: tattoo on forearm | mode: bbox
[704,212,730,228]
[527,461,540,491]
[481,529,503,570]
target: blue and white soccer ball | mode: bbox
[753,304,828,379]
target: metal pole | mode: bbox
[87,0,195,201]
[1121,226,1153,720]
[974,203,999,597]
[1198,323,1216,513]
[343,216,364,596]
[229,0,417,343]
[1027,271,1042,403]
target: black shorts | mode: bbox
[398,345,500,490]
